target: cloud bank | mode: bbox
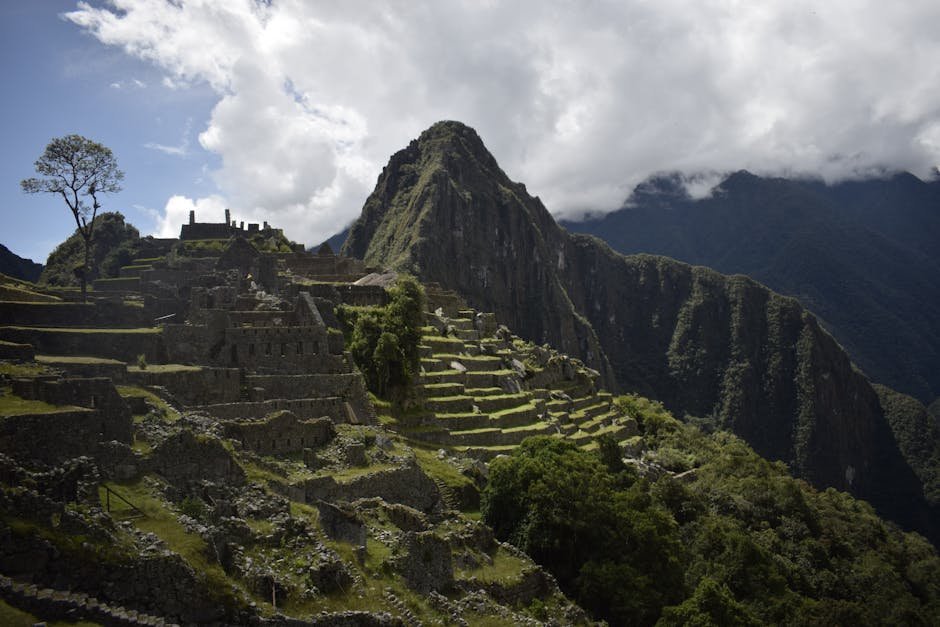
[67,0,940,243]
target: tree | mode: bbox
[21,135,124,301]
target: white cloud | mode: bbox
[67,0,940,241]
[144,117,192,157]
[152,194,228,238]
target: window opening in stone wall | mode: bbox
[281,343,286,356]
[266,343,271,355]
[249,343,255,356]
[230,344,238,364]
[297,341,303,355]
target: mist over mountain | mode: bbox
[342,120,937,539]
[562,171,940,405]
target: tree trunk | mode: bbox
[80,235,90,303]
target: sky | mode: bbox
[2,1,940,264]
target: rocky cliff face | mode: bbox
[343,121,934,538]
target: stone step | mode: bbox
[488,403,541,429]
[436,354,504,372]
[574,410,620,433]
[473,392,532,413]
[419,382,466,397]
[422,335,467,353]
[463,386,504,397]
[571,402,614,424]
[457,444,519,462]
[421,370,466,385]
[448,318,476,331]
[569,422,635,444]
[464,370,517,389]
[449,421,554,446]
[420,357,449,372]
[452,327,480,341]
[424,395,476,413]
[435,412,491,431]
[418,344,434,358]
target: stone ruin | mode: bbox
[0,218,588,625]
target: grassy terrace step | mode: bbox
[118,264,154,277]
[421,370,466,385]
[570,402,615,423]
[455,444,518,462]
[421,336,467,353]
[434,412,491,431]
[473,392,532,413]
[463,387,504,397]
[465,370,516,388]
[419,382,466,397]
[570,423,634,444]
[569,394,612,412]
[575,411,620,433]
[449,421,555,446]
[424,395,476,413]
[420,358,449,372]
[433,354,504,371]
[488,403,541,429]
[418,345,434,358]
[448,318,476,331]
[452,328,480,341]
[0,326,163,362]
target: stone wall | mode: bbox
[245,373,376,424]
[303,463,440,513]
[201,397,349,423]
[0,301,147,328]
[148,430,245,487]
[0,340,33,361]
[1,378,132,465]
[0,327,166,363]
[224,411,335,455]
[125,367,241,406]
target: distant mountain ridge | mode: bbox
[342,120,937,540]
[562,170,940,404]
[0,243,42,282]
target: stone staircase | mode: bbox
[0,574,178,626]
[398,310,638,460]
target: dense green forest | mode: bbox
[483,396,940,625]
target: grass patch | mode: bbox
[0,387,85,417]
[36,355,125,365]
[127,363,202,373]
[1,326,161,334]
[0,361,55,377]
[412,446,475,491]
[455,546,529,585]
[115,385,179,422]
[98,477,247,605]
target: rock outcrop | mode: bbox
[343,120,935,539]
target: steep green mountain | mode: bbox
[342,121,936,539]
[561,171,940,404]
[40,211,142,286]
[0,243,42,283]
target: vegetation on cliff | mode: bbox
[876,384,940,504]
[562,171,940,404]
[483,400,940,625]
